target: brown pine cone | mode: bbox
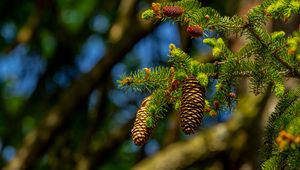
[131,96,155,145]
[180,76,205,134]
[162,6,184,18]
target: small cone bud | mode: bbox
[205,15,210,20]
[151,3,161,14]
[152,3,162,19]
[187,25,203,38]
[209,110,218,117]
[294,136,300,144]
[144,68,151,80]
[180,76,206,134]
[213,100,220,110]
[204,107,211,113]
[229,92,236,98]
[162,6,184,18]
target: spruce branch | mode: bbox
[244,24,300,78]
[261,155,282,170]
[121,2,300,162]
[118,66,172,92]
[132,89,270,170]
[263,0,300,20]
[262,85,300,162]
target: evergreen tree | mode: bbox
[119,0,300,169]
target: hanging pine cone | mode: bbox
[131,96,156,146]
[180,76,205,134]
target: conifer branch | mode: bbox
[133,90,270,170]
[120,1,300,168]
[262,85,300,169]
[273,54,300,77]
[245,25,300,78]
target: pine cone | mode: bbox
[180,76,205,134]
[187,25,203,38]
[162,6,184,18]
[131,97,155,145]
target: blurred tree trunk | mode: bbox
[3,0,157,169]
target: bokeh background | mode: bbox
[0,0,299,170]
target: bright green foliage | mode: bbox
[271,31,285,41]
[286,117,300,135]
[146,114,157,128]
[174,70,187,81]
[203,38,217,47]
[120,0,300,168]
[119,44,213,127]
[147,88,169,118]
[141,9,155,20]
[118,66,171,92]
[196,73,208,87]
[264,0,300,19]
[261,155,281,170]
[287,31,300,64]
[274,82,285,97]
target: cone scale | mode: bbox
[180,76,205,134]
